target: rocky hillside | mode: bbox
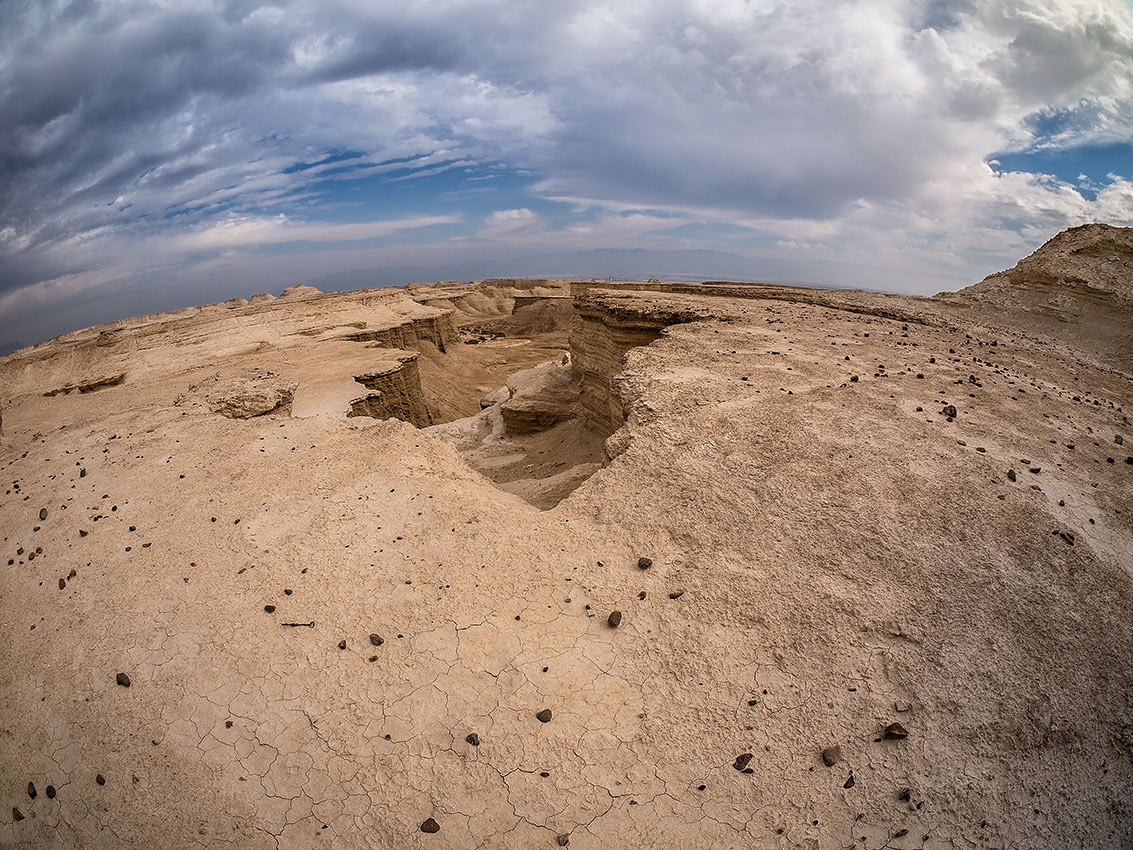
[936,223,1133,371]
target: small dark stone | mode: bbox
[850,375,859,382]
[12,807,24,821]
[1029,467,1041,474]
[96,774,105,785]
[637,557,653,569]
[882,722,908,740]
[369,633,384,646]
[733,753,753,771]
[607,610,622,628]
[821,745,841,766]
[264,605,276,613]
[941,404,957,418]
[79,529,88,537]
[45,785,55,799]
[843,774,855,789]
[27,782,36,799]
[1059,532,1075,546]
[420,817,440,834]
[668,589,685,599]
[1007,469,1017,482]
[115,672,131,687]
[536,709,553,723]
[557,835,570,846]
[466,733,480,746]
[79,468,86,478]
[225,720,233,728]
[1116,435,1124,446]
[59,578,66,590]
[39,508,48,520]
[337,639,347,650]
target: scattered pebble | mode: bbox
[263,605,276,614]
[1007,469,1017,482]
[466,733,481,746]
[115,672,131,687]
[45,785,55,799]
[337,640,347,650]
[536,709,553,723]
[369,633,384,646]
[96,774,105,786]
[668,590,685,599]
[607,610,622,628]
[26,782,36,799]
[420,817,440,834]
[557,835,570,846]
[38,508,48,520]
[821,745,841,766]
[637,557,653,569]
[733,753,753,771]
[882,722,908,740]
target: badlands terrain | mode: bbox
[0,223,1131,849]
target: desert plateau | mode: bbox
[1,224,1131,850]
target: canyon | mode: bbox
[1,225,1131,849]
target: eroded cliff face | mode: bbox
[348,356,433,427]
[341,313,457,353]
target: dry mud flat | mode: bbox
[1,234,1132,849]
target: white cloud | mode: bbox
[1,0,1131,343]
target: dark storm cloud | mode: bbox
[0,0,1131,345]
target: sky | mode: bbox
[1,0,1131,350]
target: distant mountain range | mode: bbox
[306,247,853,292]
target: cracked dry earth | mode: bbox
[2,237,1133,850]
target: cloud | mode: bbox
[0,0,1131,346]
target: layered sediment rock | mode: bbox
[348,356,433,427]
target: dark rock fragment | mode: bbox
[39,508,48,520]
[536,709,553,723]
[557,835,570,846]
[637,557,652,569]
[1007,469,1016,482]
[369,633,384,646]
[466,733,481,746]
[607,610,622,628]
[420,817,440,833]
[115,672,131,687]
[821,745,841,766]
[264,605,276,613]
[45,786,55,799]
[941,404,957,418]
[12,807,24,821]
[843,774,855,788]
[882,722,908,740]
[337,640,347,650]
[668,590,685,599]
[27,782,36,799]
[96,774,105,785]
[733,753,753,771]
